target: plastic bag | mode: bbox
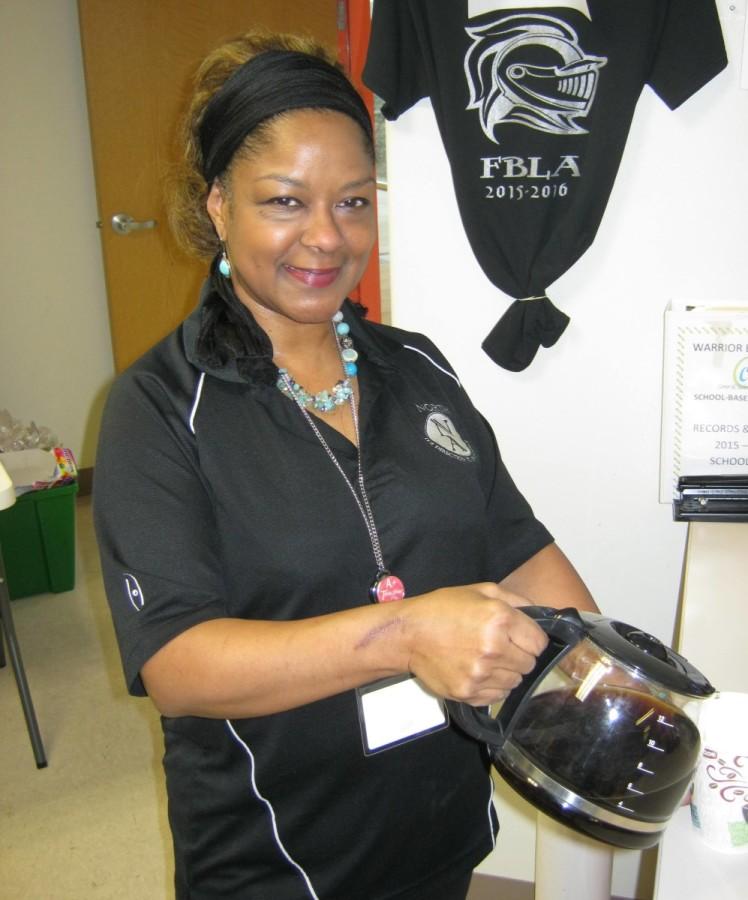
[0,409,59,453]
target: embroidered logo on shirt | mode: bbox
[418,405,475,461]
[464,14,607,140]
[124,573,145,612]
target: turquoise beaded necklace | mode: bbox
[276,311,359,413]
[276,310,406,604]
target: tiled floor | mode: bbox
[1,496,172,899]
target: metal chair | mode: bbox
[0,461,47,768]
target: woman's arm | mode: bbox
[141,580,550,719]
[498,542,599,614]
[141,543,594,720]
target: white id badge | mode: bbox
[356,674,449,755]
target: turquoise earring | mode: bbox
[218,243,231,278]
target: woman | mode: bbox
[94,31,597,900]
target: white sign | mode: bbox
[468,0,591,19]
[660,302,748,502]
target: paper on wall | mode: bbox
[660,301,748,503]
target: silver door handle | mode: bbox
[110,213,157,235]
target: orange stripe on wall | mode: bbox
[337,0,381,321]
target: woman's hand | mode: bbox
[401,582,548,706]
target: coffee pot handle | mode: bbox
[446,606,587,749]
[520,604,586,638]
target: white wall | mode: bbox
[384,1,748,896]
[0,0,114,467]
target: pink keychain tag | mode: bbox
[370,571,405,603]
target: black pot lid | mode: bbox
[581,612,715,697]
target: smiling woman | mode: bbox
[206,110,377,333]
[93,27,596,900]
[205,108,378,444]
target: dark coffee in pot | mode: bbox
[491,686,701,848]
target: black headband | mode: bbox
[198,50,373,184]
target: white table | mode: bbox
[654,521,748,898]
[654,806,748,899]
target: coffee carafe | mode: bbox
[447,607,715,849]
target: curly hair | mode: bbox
[168,31,371,260]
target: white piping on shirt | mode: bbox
[225,719,320,900]
[189,372,206,434]
[189,349,459,432]
[486,770,498,849]
[402,344,462,388]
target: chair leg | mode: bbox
[0,552,48,769]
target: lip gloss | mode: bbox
[284,265,340,288]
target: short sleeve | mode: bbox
[94,369,228,696]
[479,415,554,580]
[387,324,554,577]
[363,0,430,120]
[648,0,727,109]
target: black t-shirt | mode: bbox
[94,288,552,899]
[363,0,727,370]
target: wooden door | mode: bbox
[79,0,374,372]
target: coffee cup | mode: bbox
[690,691,748,853]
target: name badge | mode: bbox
[356,674,449,755]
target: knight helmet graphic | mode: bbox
[464,14,607,140]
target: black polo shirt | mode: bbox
[94,288,552,899]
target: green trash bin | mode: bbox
[0,481,78,599]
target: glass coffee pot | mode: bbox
[447,607,715,849]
